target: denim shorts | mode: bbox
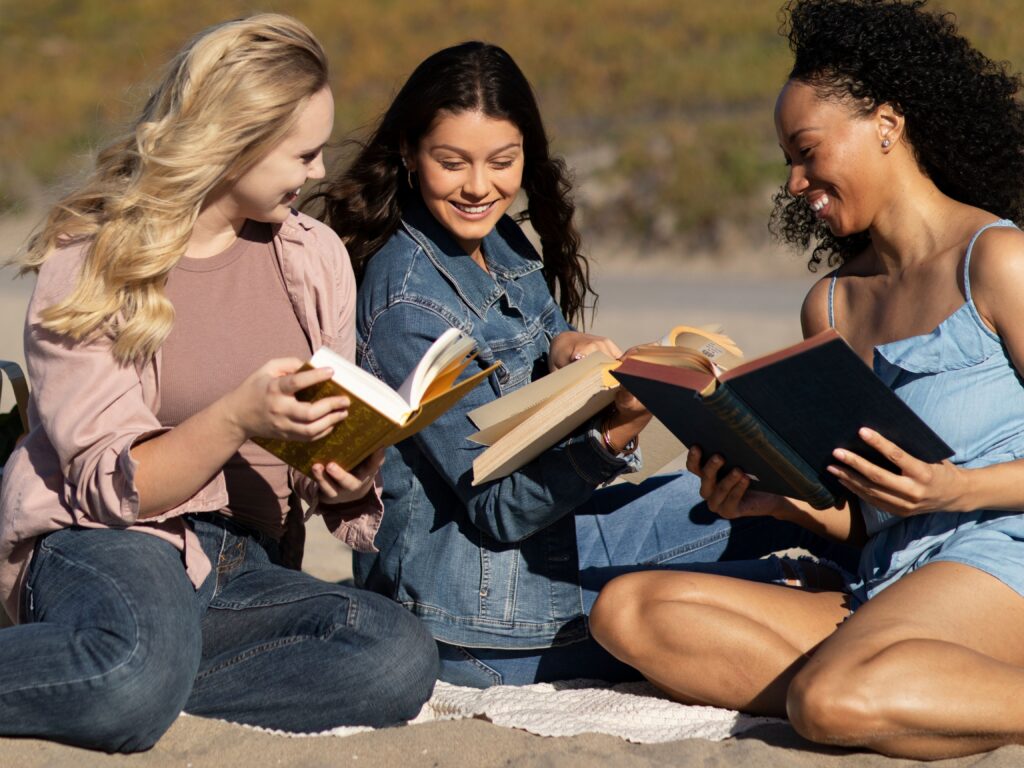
[848,509,1024,609]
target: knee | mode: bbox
[787,653,892,746]
[348,594,439,725]
[73,625,201,752]
[589,573,658,661]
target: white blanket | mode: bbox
[311,680,784,743]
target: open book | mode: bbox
[612,328,953,509]
[255,328,498,477]
[467,325,743,485]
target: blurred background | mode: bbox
[1,0,1022,414]
[4,0,1022,253]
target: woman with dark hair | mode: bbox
[315,41,857,687]
[591,0,1024,758]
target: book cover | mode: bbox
[611,329,953,508]
[255,332,498,477]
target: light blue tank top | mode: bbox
[828,220,1024,536]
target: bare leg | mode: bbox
[788,561,1024,760]
[589,570,848,714]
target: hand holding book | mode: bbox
[612,329,953,509]
[548,331,624,371]
[311,446,385,506]
[255,328,498,477]
[468,324,742,485]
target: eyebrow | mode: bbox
[429,142,522,155]
[786,127,820,143]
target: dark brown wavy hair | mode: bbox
[770,0,1024,269]
[309,41,594,326]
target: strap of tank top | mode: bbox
[963,220,1017,303]
[827,272,838,329]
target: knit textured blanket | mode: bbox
[297,679,784,742]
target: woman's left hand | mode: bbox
[312,448,385,505]
[548,331,622,371]
[828,427,966,516]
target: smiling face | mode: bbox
[219,85,335,226]
[774,80,894,237]
[408,110,524,262]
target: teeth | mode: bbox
[453,202,492,214]
[810,194,830,212]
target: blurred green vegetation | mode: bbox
[2,0,1022,248]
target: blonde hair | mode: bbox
[21,14,328,364]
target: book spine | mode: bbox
[702,386,837,510]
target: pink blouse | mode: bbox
[0,211,382,622]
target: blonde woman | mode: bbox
[0,15,437,752]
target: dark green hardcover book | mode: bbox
[612,329,953,509]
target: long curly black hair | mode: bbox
[310,41,593,326]
[770,0,1024,269]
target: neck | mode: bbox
[866,171,969,273]
[189,194,245,259]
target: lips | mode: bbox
[806,192,831,218]
[449,200,497,220]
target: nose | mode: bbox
[308,151,326,181]
[786,164,809,198]
[462,163,489,199]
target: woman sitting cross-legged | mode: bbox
[0,14,438,753]
[590,0,1024,759]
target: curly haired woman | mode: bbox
[591,0,1024,759]
[0,15,437,752]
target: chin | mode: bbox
[449,222,494,242]
[263,206,293,224]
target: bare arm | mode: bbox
[680,273,864,544]
[132,359,350,518]
[829,227,1024,516]
[685,445,865,544]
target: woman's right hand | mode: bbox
[221,358,350,443]
[686,445,782,520]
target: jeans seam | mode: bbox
[450,646,503,685]
[7,545,142,695]
[641,526,734,564]
[192,635,307,681]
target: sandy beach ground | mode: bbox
[2,217,1021,766]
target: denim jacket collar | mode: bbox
[399,198,543,320]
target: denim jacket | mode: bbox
[354,199,633,648]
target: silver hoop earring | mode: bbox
[407,169,414,189]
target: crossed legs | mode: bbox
[590,560,1024,760]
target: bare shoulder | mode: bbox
[967,224,1024,333]
[968,224,1024,281]
[800,271,837,338]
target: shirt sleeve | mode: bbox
[26,253,226,526]
[287,228,383,552]
[360,301,631,544]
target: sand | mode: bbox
[2,217,1022,766]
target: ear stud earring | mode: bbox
[882,138,892,148]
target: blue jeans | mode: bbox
[437,472,858,687]
[0,514,438,753]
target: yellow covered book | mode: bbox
[255,328,498,477]
[468,325,742,485]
